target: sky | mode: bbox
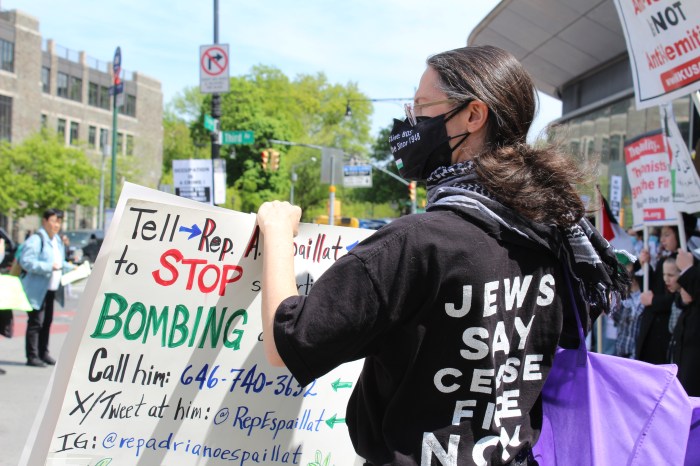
[8,0,562,141]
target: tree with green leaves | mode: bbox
[166,65,374,220]
[218,66,372,217]
[347,126,420,215]
[0,130,99,218]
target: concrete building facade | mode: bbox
[0,9,163,237]
[469,0,700,227]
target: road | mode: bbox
[0,280,84,466]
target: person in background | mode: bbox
[627,228,644,257]
[673,249,700,396]
[613,257,643,359]
[636,225,678,364]
[0,226,13,270]
[0,234,7,375]
[256,45,628,465]
[61,234,70,258]
[19,208,73,368]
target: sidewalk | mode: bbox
[0,283,81,466]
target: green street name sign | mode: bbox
[204,114,216,132]
[222,130,255,145]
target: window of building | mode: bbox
[57,74,82,101]
[89,83,111,110]
[68,76,82,102]
[126,134,134,156]
[117,131,124,155]
[0,39,14,73]
[121,94,136,117]
[57,118,66,141]
[69,122,79,145]
[99,85,110,110]
[88,125,97,148]
[0,95,11,141]
[57,73,68,98]
[41,114,47,128]
[41,67,50,93]
[88,82,99,106]
[100,128,109,150]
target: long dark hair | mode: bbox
[427,45,588,227]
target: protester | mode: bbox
[0,233,8,375]
[256,45,628,465]
[673,249,700,396]
[19,208,73,368]
[636,225,678,364]
[613,258,643,359]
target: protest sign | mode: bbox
[60,261,92,287]
[22,183,373,465]
[613,0,700,108]
[624,129,678,229]
[661,102,700,213]
[0,274,32,311]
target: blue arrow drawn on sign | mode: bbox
[346,241,359,251]
[179,224,202,240]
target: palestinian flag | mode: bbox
[599,189,636,255]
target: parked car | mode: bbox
[62,229,104,264]
[359,218,394,230]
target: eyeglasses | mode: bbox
[404,99,457,126]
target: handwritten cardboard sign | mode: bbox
[624,129,678,229]
[22,183,373,466]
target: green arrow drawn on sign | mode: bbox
[331,378,353,392]
[325,414,346,429]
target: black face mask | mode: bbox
[389,105,470,181]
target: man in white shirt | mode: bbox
[19,209,70,368]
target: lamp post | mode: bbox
[98,137,109,230]
[290,157,317,205]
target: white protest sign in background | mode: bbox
[624,129,678,229]
[173,158,213,204]
[22,183,372,466]
[613,0,700,109]
[661,102,700,213]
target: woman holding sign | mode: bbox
[257,45,628,466]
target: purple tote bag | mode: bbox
[532,269,700,465]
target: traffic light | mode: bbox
[261,150,269,170]
[270,150,280,171]
[408,181,416,202]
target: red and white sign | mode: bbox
[625,129,678,229]
[199,44,230,94]
[661,102,700,213]
[613,0,700,109]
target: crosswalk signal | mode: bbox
[408,181,416,202]
[270,150,280,171]
[261,150,269,170]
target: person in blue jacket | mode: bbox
[19,208,73,367]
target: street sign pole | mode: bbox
[210,0,221,199]
[109,46,121,209]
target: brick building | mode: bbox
[0,9,163,239]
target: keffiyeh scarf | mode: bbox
[425,161,631,320]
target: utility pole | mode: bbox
[109,46,121,208]
[210,0,221,204]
